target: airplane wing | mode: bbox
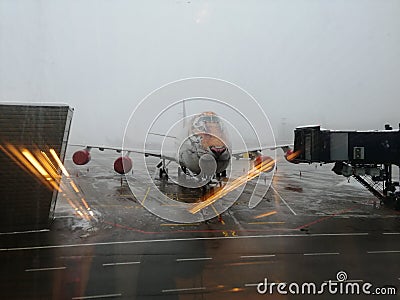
[68,144,177,162]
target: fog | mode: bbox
[1,0,399,146]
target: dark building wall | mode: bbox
[0,104,73,232]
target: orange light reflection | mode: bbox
[190,159,276,214]
[50,148,70,176]
[254,210,277,219]
[286,150,301,161]
[0,143,92,220]
[22,149,52,180]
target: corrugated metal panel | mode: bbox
[0,104,73,232]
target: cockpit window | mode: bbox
[198,115,220,123]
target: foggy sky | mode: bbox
[1,0,399,146]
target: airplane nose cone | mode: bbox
[210,146,227,158]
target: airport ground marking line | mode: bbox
[244,283,259,287]
[160,223,200,226]
[248,221,285,225]
[0,233,369,252]
[303,252,340,256]
[324,280,364,283]
[25,266,66,272]
[240,254,276,259]
[382,232,400,235]
[0,229,50,235]
[176,257,212,262]
[245,282,286,287]
[162,287,206,293]
[141,187,150,205]
[367,250,400,254]
[71,293,122,299]
[271,186,297,215]
[102,261,140,266]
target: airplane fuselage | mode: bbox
[177,112,231,176]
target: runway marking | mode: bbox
[304,252,340,256]
[160,223,200,226]
[383,232,400,235]
[141,187,150,205]
[367,250,400,254]
[248,222,285,225]
[0,233,369,252]
[271,186,297,215]
[162,287,206,293]
[296,205,358,230]
[25,267,66,272]
[240,254,275,259]
[0,229,49,235]
[56,215,76,219]
[244,283,259,287]
[245,282,283,287]
[254,211,277,219]
[324,280,363,283]
[176,257,212,262]
[102,261,140,266]
[72,293,122,299]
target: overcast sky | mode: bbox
[1,0,399,146]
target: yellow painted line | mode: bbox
[210,204,220,216]
[248,222,285,225]
[254,211,277,219]
[141,187,150,205]
[160,223,200,226]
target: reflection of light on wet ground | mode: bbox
[228,287,243,293]
[254,210,277,219]
[189,159,276,214]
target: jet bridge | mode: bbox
[292,124,400,209]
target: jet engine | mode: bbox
[72,149,91,165]
[113,156,133,174]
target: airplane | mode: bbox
[71,111,297,188]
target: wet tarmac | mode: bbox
[0,149,399,299]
